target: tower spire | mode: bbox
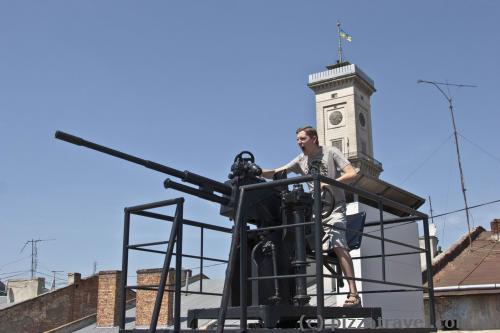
[336,21,352,65]
[337,21,343,63]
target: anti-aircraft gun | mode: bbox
[55,131,338,329]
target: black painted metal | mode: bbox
[351,250,425,260]
[378,201,386,281]
[164,178,229,205]
[188,305,382,330]
[57,131,436,332]
[423,218,436,329]
[131,210,232,233]
[54,131,231,195]
[365,215,422,226]
[127,240,169,249]
[312,174,325,324]
[119,210,131,330]
[240,208,248,331]
[149,199,184,333]
[124,328,434,333]
[217,188,246,333]
[174,206,183,332]
[200,227,204,293]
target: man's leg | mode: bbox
[333,247,359,305]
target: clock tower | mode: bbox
[307,62,383,178]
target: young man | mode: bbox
[261,126,361,307]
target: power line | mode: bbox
[0,255,32,270]
[432,198,500,219]
[400,133,453,184]
[364,198,500,235]
[458,132,500,166]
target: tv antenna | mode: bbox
[20,239,55,279]
[418,79,477,250]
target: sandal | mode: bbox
[343,293,361,308]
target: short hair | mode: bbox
[296,125,319,145]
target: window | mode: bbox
[331,93,338,98]
[331,139,343,152]
[361,140,367,154]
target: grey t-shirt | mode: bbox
[284,146,350,204]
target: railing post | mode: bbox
[200,227,204,293]
[174,203,183,332]
[217,188,246,333]
[378,201,386,281]
[240,213,248,331]
[149,199,184,333]
[119,209,131,330]
[313,174,325,321]
[423,217,436,329]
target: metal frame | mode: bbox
[119,174,436,333]
[118,198,233,332]
[216,174,436,332]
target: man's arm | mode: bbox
[320,164,358,189]
[261,165,288,179]
[337,164,358,183]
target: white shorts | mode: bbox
[322,202,349,251]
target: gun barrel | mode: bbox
[55,131,231,195]
[164,179,230,205]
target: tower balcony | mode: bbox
[346,151,383,178]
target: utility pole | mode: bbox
[418,80,477,250]
[20,239,55,279]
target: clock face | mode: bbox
[329,111,343,126]
[359,112,366,127]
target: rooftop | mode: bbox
[308,63,375,90]
[424,225,500,296]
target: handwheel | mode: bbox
[321,187,335,219]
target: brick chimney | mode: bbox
[97,270,122,327]
[135,268,175,327]
[491,219,500,241]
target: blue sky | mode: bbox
[1,1,499,285]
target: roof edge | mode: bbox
[422,226,486,284]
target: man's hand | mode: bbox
[260,169,276,179]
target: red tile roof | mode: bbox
[423,226,500,295]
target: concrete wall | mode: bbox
[0,275,98,332]
[7,277,46,303]
[360,202,425,323]
[424,293,500,330]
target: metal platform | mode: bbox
[187,305,382,329]
[122,328,435,333]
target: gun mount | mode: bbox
[55,131,434,332]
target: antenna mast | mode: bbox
[418,80,477,250]
[20,239,55,279]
